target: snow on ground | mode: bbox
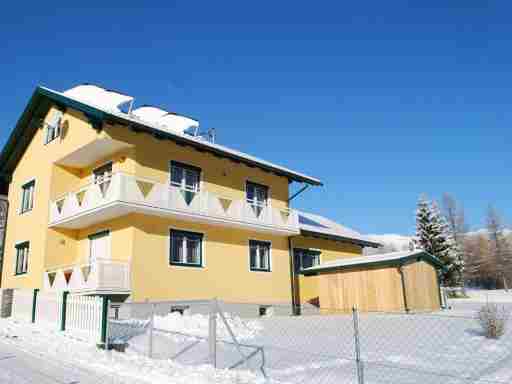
[154,312,263,341]
[0,318,269,384]
[117,309,512,384]
[455,289,512,304]
[3,304,512,384]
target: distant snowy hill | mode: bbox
[364,234,413,255]
[364,229,511,255]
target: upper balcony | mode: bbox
[49,172,300,235]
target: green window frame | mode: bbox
[15,242,30,275]
[170,229,203,267]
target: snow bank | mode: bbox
[0,318,268,384]
[456,289,512,303]
[154,312,263,341]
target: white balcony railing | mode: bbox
[49,172,299,234]
[43,259,130,294]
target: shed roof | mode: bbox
[297,211,381,248]
[301,250,443,275]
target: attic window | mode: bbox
[44,110,63,144]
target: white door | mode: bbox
[89,231,111,267]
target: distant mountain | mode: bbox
[364,229,511,255]
[364,234,413,255]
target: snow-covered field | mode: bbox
[2,291,512,384]
[111,298,512,384]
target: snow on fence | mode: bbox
[35,291,62,328]
[65,294,102,342]
[11,289,33,322]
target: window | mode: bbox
[246,182,268,217]
[249,240,271,272]
[170,161,201,192]
[20,180,35,214]
[294,248,321,273]
[93,162,113,196]
[44,110,63,144]
[170,229,203,267]
[15,242,29,275]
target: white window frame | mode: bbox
[245,181,269,208]
[249,239,272,272]
[14,241,30,275]
[93,161,113,185]
[169,228,204,268]
[169,161,201,192]
[19,179,36,214]
[44,110,63,145]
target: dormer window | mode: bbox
[44,110,63,144]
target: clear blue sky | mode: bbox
[0,1,510,235]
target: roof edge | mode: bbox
[301,251,444,275]
[0,86,323,187]
[299,229,382,248]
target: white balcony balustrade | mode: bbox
[49,172,299,234]
[43,259,130,294]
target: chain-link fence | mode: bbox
[107,299,512,384]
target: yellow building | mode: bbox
[0,84,380,311]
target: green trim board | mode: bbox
[301,251,445,276]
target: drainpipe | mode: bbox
[0,196,9,287]
[398,265,409,313]
[288,237,300,315]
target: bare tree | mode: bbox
[486,205,511,290]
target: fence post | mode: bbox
[209,298,217,368]
[148,303,155,358]
[352,307,364,384]
[100,296,109,348]
[60,291,69,331]
[31,289,39,323]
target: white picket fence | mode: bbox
[11,289,33,322]
[35,291,62,328]
[65,294,102,342]
[10,289,103,343]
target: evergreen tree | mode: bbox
[415,195,461,286]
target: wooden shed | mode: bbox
[302,251,444,313]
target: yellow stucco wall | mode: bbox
[129,214,292,303]
[291,236,363,305]
[1,104,294,300]
[104,124,290,210]
[2,107,102,288]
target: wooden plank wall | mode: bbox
[318,266,405,312]
[403,261,441,311]
[318,261,441,313]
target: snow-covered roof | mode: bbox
[298,211,380,248]
[63,84,133,112]
[37,85,322,186]
[302,250,443,274]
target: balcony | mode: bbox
[43,259,130,294]
[49,172,300,235]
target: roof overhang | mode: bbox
[299,229,382,248]
[301,251,444,276]
[0,86,323,187]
